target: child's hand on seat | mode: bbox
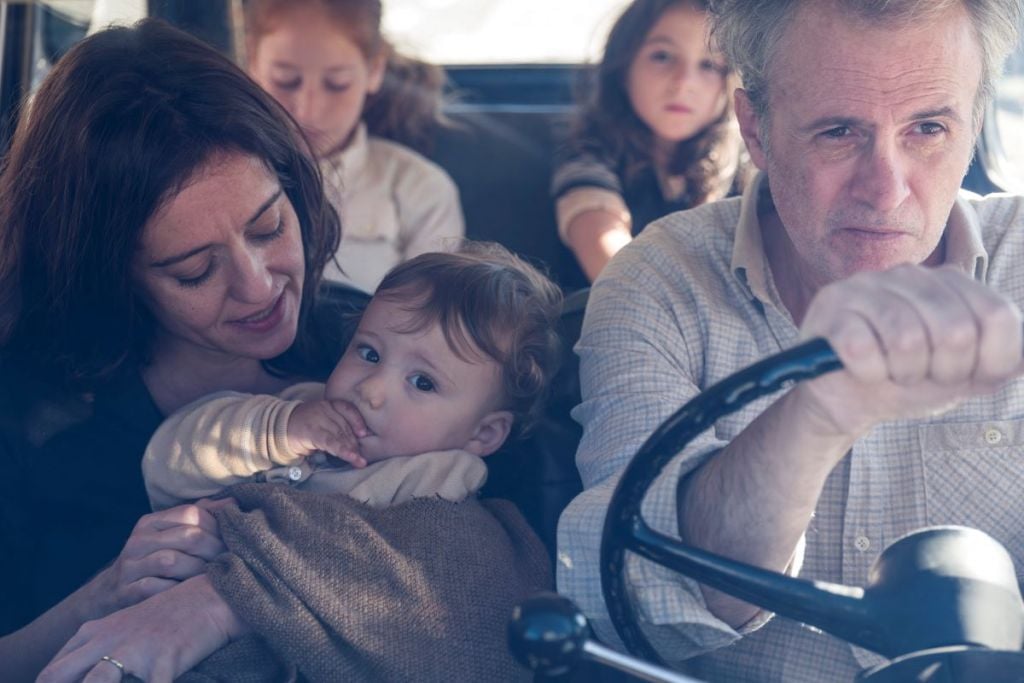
[286,399,369,467]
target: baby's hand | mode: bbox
[286,399,369,467]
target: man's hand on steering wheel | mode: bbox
[796,264,1024,447]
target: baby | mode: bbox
[143,243,563,510]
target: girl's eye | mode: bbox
[271,78,300,92]
[357,345,380,363]
[251,218,284,243]
[409,374,435,392]
[649,49,673,65]
[700,59,725,75]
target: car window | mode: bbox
[985,36,1024,194]
[382,0,628,65]
[28,1,146,91]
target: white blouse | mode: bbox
[319,123,465,292]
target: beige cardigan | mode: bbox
[142,382,487,511]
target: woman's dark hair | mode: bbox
[571,0,743,205]
[375,243,563,438]
[245,0,447,154]
[0,18,341,389]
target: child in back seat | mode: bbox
[244,0,464,293]
[552,0,749,282]
[143,242,563,511]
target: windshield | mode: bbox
[382,0,628,65]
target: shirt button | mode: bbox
[557,551,574,570]
[288,466,303,481]
[984,428,1003,445]
[854,535,871,552]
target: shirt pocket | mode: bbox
[918,420,1024,566]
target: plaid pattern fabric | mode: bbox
[557,173,1024,681]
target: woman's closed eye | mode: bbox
[250,218,285,244]
[357,344,380,363]
[408,373,436,393]
[175,259,217,288]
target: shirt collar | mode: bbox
[730,173,990,309]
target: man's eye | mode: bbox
[409,374,435,392]
[357,345,379,363]
[918,122,946,135]
[822,126,851,139]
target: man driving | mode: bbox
[558,0,1024,679]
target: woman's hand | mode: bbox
[37,574,247,683]
[84,498,232,622]
[0,500,231,682]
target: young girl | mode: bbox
[245,0,465,293]
[552,0,747,282]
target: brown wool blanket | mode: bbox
[177,483,550,682]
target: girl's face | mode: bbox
[248,6,385,157]
[626,3,728,154]
[133,153,305,365]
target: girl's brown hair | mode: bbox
[0,19,341,389]
[571,0,744,205]
[245,0,446,154]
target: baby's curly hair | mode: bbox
[375,242,563,437]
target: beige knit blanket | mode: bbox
[177,483,550,682]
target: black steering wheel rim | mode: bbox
[599,337,843,664]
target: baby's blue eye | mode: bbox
[357,345,379,363]
[410,374,435,392]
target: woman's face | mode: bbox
[248,6,385,157]
[133,152,305,364]
[625,3,728,152]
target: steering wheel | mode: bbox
[599,337,842,665]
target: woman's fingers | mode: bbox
[123,514,226,562]
[138,501,221,535]
[39,577,236,683]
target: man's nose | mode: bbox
[850,137,911,212]
[231,248,274,304]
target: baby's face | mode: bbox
[324,296,507,462]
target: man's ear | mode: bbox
[735,88,768,171]
[367,52,387,95]
[464,410,514,457]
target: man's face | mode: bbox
[738,2,983,290]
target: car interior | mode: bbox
[2,2,1023,681]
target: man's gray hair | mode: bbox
[710,0,1023,132]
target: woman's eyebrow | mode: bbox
[151,188,283,267]
[247,188,283,226]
